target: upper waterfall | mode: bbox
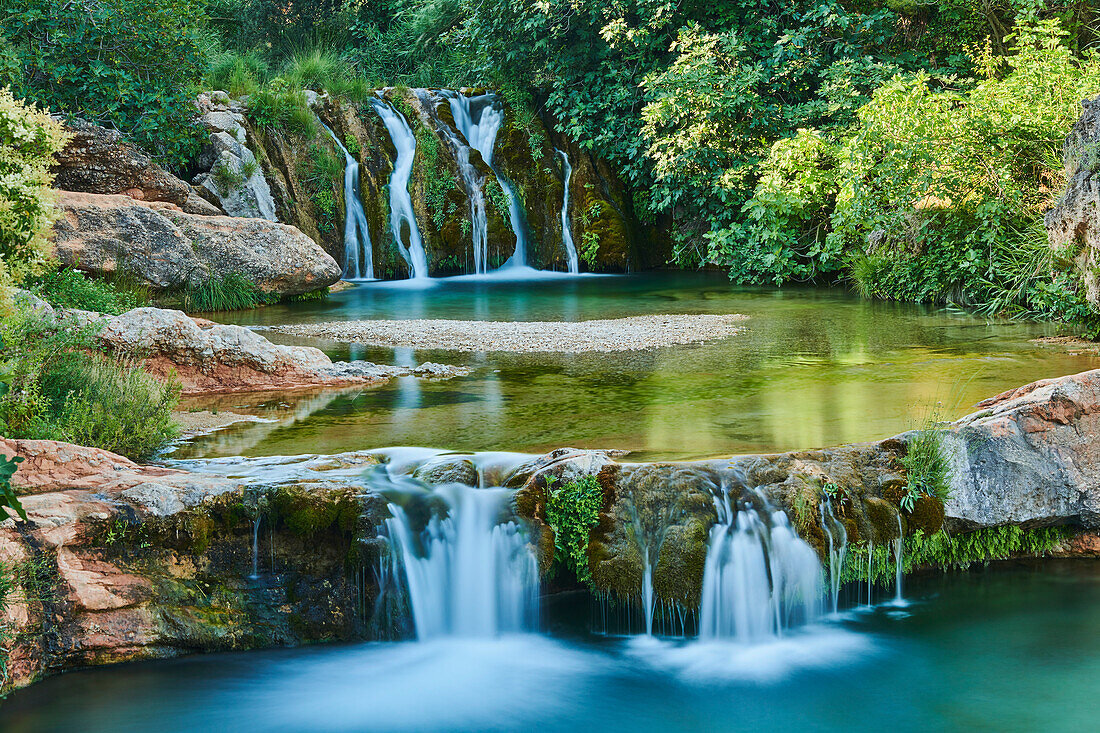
[371,97,430,280]
[441,91,531,269]
[557,148,580,274]
[319,120,374,280]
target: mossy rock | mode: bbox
[908,496,946,535]
[864,497,902,545]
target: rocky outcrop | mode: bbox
[51,117,215,216]
[193,93,279,221]
[1046,95,1100,310]
[52,191,341,296]
[943,369,1100,529]
[93,306,468,395]
[0,438,386,694]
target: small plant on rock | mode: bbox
[544,474,603,585]
[0,455,27,522]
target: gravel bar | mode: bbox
[268,314,748,353]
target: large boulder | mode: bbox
[943,369,1100,530]
[1045,95,1100,310]
[51,117,216,215]
[52,191,341,295]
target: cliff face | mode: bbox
[247,88,655,277]
[1046,95,1100,311]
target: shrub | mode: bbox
[2,0,208,170]
[0,307,180,459]
[544,475,603,585]
[27,267,147,315]
[0,87,69,288]
[182,273,276,312]
[248,83,317,137]
[205,50,268,97]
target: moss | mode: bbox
[908,496,946,535]
[652,519,709,608]
[864,497,902,545]
[268,485,361,538]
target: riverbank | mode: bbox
[265,314,749,353]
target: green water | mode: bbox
[6,562,1100,732]
[174,273,1099,461]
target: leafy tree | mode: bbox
[1,0,208,169]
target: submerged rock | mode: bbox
[52,191,340,296]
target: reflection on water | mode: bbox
[173,274,1099,461]
[7,562,1100,732]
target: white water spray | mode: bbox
[699,495,823,642]
[556,148,579,274]
[819,499,848,614]
[319,121,374,279]
[385,484,539,639]
[442,91,530,269]
[372,98,430,279]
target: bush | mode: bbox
[0,87,69,288]
[544,475,603,585]
[0,307,180,459]
[205,50,268,97]
[832,20,1100,316]
[27,267,147,315]
[182,273,276,312]
[2,0,208,170]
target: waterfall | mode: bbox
[384,483,539,639]
[699,494,822,642]
[556,148,579,274]
[819,499,848,614]
[248,515,261,580]
[423,91,492,274]
[867,540,874,605]
[893,512,904,603]
[371,98,430,280]
[441,91,531,269]
[318,121,374,280]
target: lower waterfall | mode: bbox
[384,483,539,639]
[371,98,430,280]
[698,495,823,642]
[557,148,580,274]
[319,121,374,279]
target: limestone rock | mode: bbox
[943,369,1100,529]
[51,117,192,206]
[193,104,279,221]
[1045,95,1100,310]
[52,191,340,295]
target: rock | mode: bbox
[52,191,340,295]
[943,369,1100,530]
[413,456,479,486]
[193,108,279,221]
[182,189,224,216]
[51,117,192,206]
[1045,95,1100,311]
[94,306,467,395]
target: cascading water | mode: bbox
[384,483,539,639]
[699,494,823,642]
[441,91,531,269]
[319,121,374,279]
[893,512,905,603]
[556,148,579,274]
[371,98,430,279]
[819,498,848,614]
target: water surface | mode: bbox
[174,274,1099,461]
[7,562,1099,732]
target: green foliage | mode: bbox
[211,158,247,195]
[2,0,208,169]
[413,121,457,228]
[0,307,180,459]
[247,79,317,137]
[832,20,1100,320]
[0,454,26,522]
[544,475,603,585]
[902,428,952,505]
[205,50,268,97]
[0,87,69,288]
[27,267,147,315]
[182,273,276,312]
[0,551,57,688]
